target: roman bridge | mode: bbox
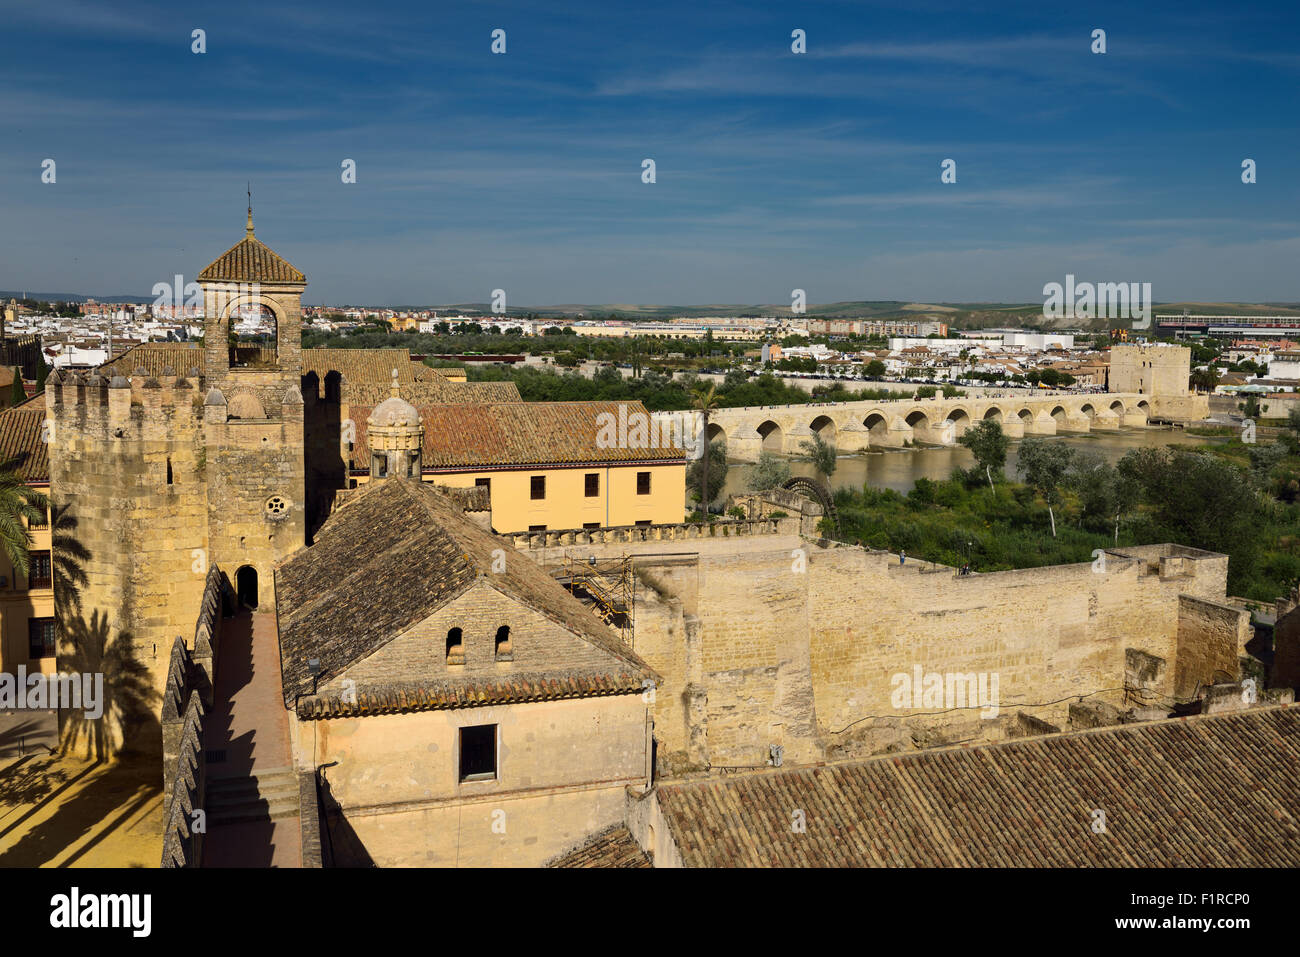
[653,392,1155,462]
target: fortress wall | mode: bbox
[803,548,1205,751]
[538,534,1238,769]
[48,378,210,755]
[1175,594,1251,698]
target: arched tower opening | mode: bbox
[236,565,259,609]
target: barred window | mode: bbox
[28,552,51,590]
[28,618,55,659]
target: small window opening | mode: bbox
[446,626,464,665]
[459,724,497,782]
[495,625,512,660]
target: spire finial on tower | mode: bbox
[246,183,254,238]
[391,367,400,398]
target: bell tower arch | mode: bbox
[197,205,308,603]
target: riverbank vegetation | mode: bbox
[829,422,1300,601]
[439,364,958,411]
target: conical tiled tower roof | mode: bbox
[198,206,305,284]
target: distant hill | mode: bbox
[0,290,143,305]
[12,289,1300,331]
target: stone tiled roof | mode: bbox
[655,706,1300,867]
[349,400,685,471]
[302,348,521,405]
[0,407,49,483]
[302,348,426,390]
[100,342,203,379]
[198,233,305,284]
[11,392,48,412]
[546,825,652,868]
[276,478,657,709]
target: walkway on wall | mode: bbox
[201,607,301,867]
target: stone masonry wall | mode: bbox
[520,535,1237,771]
[48,376,210,755]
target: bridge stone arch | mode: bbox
[808,414,837,447]
[705,420,728,447]
[982,406,1004,423]
[756,419,784,454]
[905,408,950,445]
[943,406,973,441]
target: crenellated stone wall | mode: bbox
[518,530,1244,773]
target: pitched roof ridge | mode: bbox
[198,232,305,283]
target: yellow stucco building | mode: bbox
[352,390,687,533]
[0,403,55,678]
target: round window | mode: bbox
[265,495,289,519]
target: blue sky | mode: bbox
[1,0,1297,306]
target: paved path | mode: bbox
[202,608,301,867]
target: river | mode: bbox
[720,427,1228,497]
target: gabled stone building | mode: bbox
[275,477,659,866]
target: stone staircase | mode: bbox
[205,767,300,826]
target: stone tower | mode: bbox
[47,368,209,756]
[1108,343,1190,396]
[196,207,307,611]
[46,211,308,757]
[365,371,423,480]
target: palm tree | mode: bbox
[0,459,49,576]
[692,384,720,513]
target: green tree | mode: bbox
[799,433,838,483]
[864,359,886,378]
[687,440,729,510]
[692,384,720,510]
[1016,437,1073,537]
[9,369,24,406]
[1189,367,1220,393]
[957,420,1009,490]
[0,461,49,575]
[1118,447,1266,591]
[747,450,792,491]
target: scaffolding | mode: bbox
[553,555,635,646]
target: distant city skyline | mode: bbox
[2,0,1298,304]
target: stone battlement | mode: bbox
[47,368,206,435]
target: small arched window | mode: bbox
[446,627,464,665]
[495,625,512,660]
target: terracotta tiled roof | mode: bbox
[297,673,647,719]
[655,705,1300,867]
[276,478,657,709]
[349,400,685,471]
[198,233,305,284]
[0,408,49,483]
[546,825,652,868]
